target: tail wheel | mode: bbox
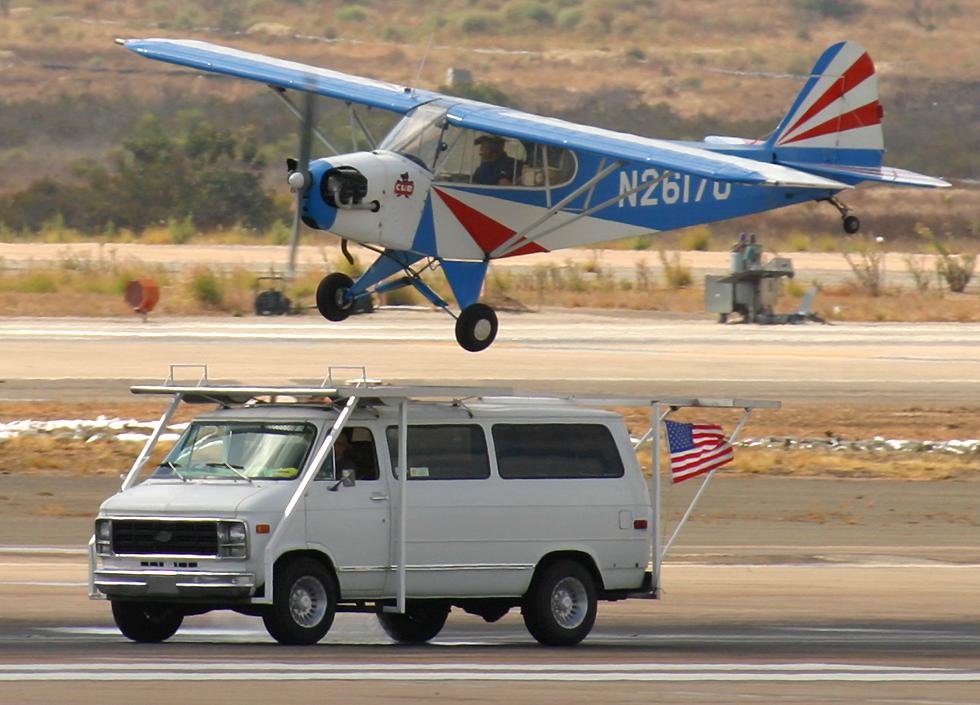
[455,303,498,352]
[111,601,183,643]
[377,601,451,644]
[843,215,861,234]
[316,272,355,322]
[262,557,337,645]
[522,559,597,646]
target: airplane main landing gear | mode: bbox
[316,272,355,321]
[823,196,861,234]
[455,303,498,353]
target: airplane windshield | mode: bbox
[152,421,316,481]
[378,103,448,171]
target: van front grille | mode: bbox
[112,520,218,556]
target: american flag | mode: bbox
[664,420,734,483]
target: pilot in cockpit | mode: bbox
[472,135,521,186]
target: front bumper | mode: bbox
[93,569,255,599]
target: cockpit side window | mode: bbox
[433,128,575,188]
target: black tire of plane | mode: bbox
[455,303,498,352]
[377,601,451,644]
[316,272,355,322]
[521,559,597,647]
[843,215,861,234]
[262,558,337,645]
[111,601,184,643]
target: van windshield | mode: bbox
[152,421,316,481]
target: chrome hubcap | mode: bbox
[473,318,493,341]
[289,576,327,628]
[550,576,587,629]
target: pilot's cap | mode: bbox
[474,134,505,148]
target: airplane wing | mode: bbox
[121,38,846,189]
[119,38,439,114]
[447,103,850,189]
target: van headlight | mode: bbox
[95,519,112,556]
[217,520,248,559]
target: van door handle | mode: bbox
[370,493,389,502]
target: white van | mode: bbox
[90,375,774,646]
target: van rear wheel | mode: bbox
[522,560,597,646]
[263,557,337,645]
[111,601,183,643]
[377,602,450,644]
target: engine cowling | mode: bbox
[299,151,432,251]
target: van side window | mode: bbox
[314,427,379,481]
[385,425,490,480]
[493,424,625,479]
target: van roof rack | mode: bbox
[132,363,513,405]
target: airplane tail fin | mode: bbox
[767,40,883,166]
[767,41,948,188]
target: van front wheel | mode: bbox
[377,601,450,644]
[522,560,597,646]
[111,601,183,643]
[263,557,337,645]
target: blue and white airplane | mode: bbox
[120,38,949,351]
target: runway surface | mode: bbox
[0,552,978,704]
[3,311,980,403]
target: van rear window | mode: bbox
[386,424,490,480]
[493,424,624,479]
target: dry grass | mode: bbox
[33,503,93,518]
[0,436,174,476]
[3,401,979,482]
[1,1,975,116]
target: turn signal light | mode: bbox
[633,519,648,530]
[256,524,271,534]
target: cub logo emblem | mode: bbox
[394,172,414,198]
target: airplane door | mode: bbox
[304,427,390,597]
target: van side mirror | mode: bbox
[328,468,356,492]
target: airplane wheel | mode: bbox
[455,303,498,352]
[843,215,860,234]
[316,273,355,321]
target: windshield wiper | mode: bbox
[158,460,188,482]
[205,462,253,483]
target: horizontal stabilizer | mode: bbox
[780,161,951,188]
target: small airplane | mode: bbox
[119,38,949,351]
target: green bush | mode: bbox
[459,11,497,34]
[19,271,59,294]
[191,269,224,309]
[556,8,583,29]
[336,7,367,22]
[505,1,554,25]
[168,216,196,245]
[659,250,692,289]
[792,0,865,19]
[679,228,710,251]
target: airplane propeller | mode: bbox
[286,90,315,281]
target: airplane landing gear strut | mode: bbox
[823,196,861,234]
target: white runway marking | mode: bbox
[0,662,976,682]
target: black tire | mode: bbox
[377,601,450,644]
[111,601,183,643]
[262,557,337,645]
[316,272,355,322]
[843,214,861,234]
[522,559,597,647]
[454,303,498,352]
[255,290,290,316]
